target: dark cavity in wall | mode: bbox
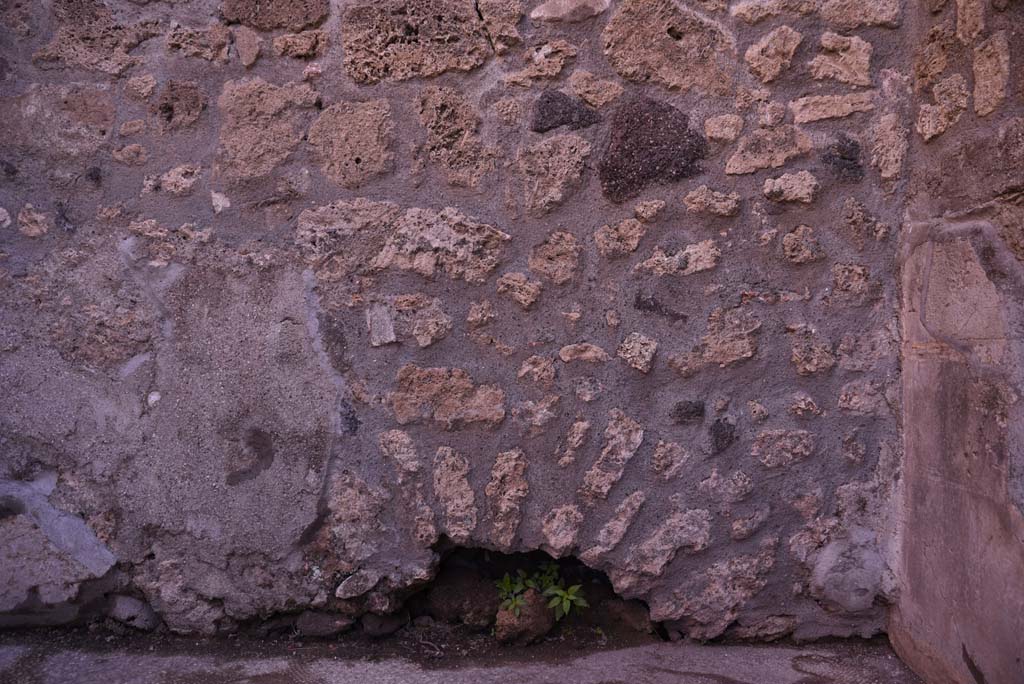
[394,542,663,646]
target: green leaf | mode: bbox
[575,597,590,608]
[547,596,561,608]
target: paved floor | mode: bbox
[0,633,922,684]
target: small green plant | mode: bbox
[543,583,589,621]
[495,562,589,621]
[501,593,526,617]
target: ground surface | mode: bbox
[0,630,922,684]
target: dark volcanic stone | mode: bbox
[530,90,601,133]
[709,418,737,454]
[822,133,864,182]
[221,0,330,31]
[671,400,706,423]
[635,290,687,321]
[361,610,409,638]
[598,97,707,203]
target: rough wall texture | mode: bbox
[0,0,1015,659]
[891,0,1024,681]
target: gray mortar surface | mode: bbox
[0,631,923,684]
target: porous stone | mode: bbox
[378,430,438,547]
[372,207,511,283]
[579,409,644,503]
[617,333,658,373]
[684,186,741,217]
[433,447,477,543]
[635,241,721,277]
[731,0,816,23]
[216,78,317,180]
[273,30,327,59]
[391,364,506,429]
[666,538,777,637]
[634,200,667,223]
[126,74,157,100]
[418,87,496,188]
[838,378,889,415]
[598,97,707,203]
[497,272,543,309]
[595,219,647,258]
[870,113,908,180]
[33,11,160,75]
[810,32,873,86]
[652,440,692,480]
[530,90,601,133]
[613,508,712,593]
[555,420,590,467]
[790,91,876,123]
[340,0,491,84]
[541,505,584,556]
[529,231,581,285]
[782,225,825,264]
[113,144,148,166]
[221,0,329,31]
[17,205,52,237]
[559,343,610,363]
[389,295,453,347]
[531,0,611,22]
[763,170,819,203]
[602,0,737,95]
[519,133,591,215]
[726,125,811,174]
[704,114,744,143]
[972,32,1010,117]
[670,307,762,375]
[699,468,754,506]
[517,355,556,387]
[505,40,578,86]
[790,332,836,376]
[233,26,261,67]
[819,0,901,29]
[309,100,393,188]
[514,395,561,435]
[477,0,524,54]
[745,26,802,83]
[752,429,815,468]
[955,0,984,44]
[580,491,646,563]
[487,449,529,550]
[915,74,968,141]
[158,164,202,197]
[155,80,207,132]
[167,25,231,62]
[568,71,624,109]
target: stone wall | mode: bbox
[892,0,1024,681]
[0,0,1016,662]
